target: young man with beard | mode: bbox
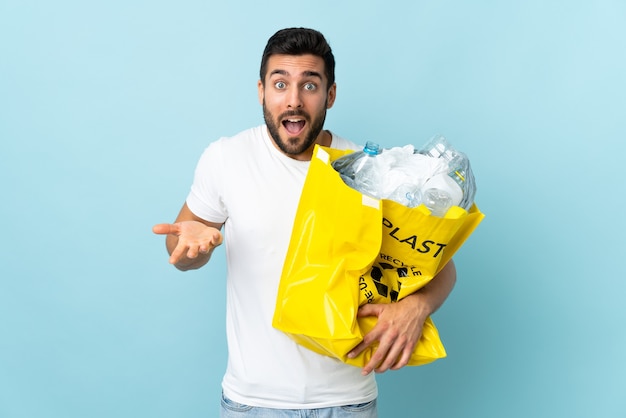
[153,27,456,417]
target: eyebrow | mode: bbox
[269,69,323,80]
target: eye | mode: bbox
[304,82,317,91]
[274,81,286,89]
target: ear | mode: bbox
[326,83,337,109]
[257,80,264,105]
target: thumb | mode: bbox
[357,303,383,318]
[152,223,180,235]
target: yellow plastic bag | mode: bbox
[273,145,485,367]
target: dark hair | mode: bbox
[260,27,335,89]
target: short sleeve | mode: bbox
[186,140,228,223]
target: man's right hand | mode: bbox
[154,203,224,270]
[154,221,223,264]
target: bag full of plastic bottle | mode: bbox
[274,138,485,368]
[331,135,477,216]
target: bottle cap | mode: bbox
[363,141,380,156]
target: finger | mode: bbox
[211,231,224,246]
[390,346,413,371]
[186,245,200,260]
[347,319,383,360]
[169,242,189,264]
[200,234,221,253]
[354,332,387,375]
[391,330,422,371]
[356,303,381,318]
[153,223,179,235]
[347,340,368,359]
[362,342,389,375]
[375,341,405,373]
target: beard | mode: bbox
[263,100,328,157]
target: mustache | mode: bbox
[280,110,309,119]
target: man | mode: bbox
[153,27,456,417]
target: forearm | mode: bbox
[408,260,457,318]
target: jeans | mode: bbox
[220,393,378,418]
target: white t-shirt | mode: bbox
[186,125,377,409]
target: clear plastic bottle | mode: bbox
[422,188,454,217]
[421,172,463,208]
[387,183,422,207]
[416,135,476,210]
[332,141,383,198]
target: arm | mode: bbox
[152,203,224,271]
[348,259,457,375]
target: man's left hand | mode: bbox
[347,293,429,375]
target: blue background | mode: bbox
[1,1,625,417]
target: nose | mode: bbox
[287,87,303,109]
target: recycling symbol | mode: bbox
[367,262,409,303]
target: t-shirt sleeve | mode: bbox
[186,140,228,224]
[331,135,360,152]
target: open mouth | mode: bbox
[282,118,306,136]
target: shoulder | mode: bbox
[211,125,265,149]
[201,125,266,158]
[328,131,360,151]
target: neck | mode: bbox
[291,130,332,162]
[318,129,331,147]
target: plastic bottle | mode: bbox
[416,135,476,210]
[386,183,422,208]
[421,172,463,208]
[332,141,383,198]
[421,188,454,217]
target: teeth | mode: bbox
[286,119,303,122]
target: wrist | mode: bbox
[404,291,434,321]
